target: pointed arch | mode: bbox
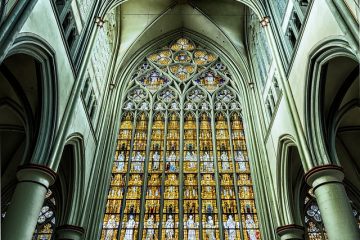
[305,37,358,167]
[99,35,263,239]
[5,33,58,167]
[276,135,305,227]
[60,133,86,225]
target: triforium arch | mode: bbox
[99,35,263,240]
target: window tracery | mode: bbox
[101,37,261,240]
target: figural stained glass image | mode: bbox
[100,37,261,240]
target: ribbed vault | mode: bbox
[105,0,253,74]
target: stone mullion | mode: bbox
[158,111,169,240]
[117,111,138,240]
[178,105,185,239]
[211,108,224,240]
[226,111,245,240]
[137,109,154,240]
[196,111,203,240]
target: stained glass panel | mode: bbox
[304,189,328,240]
[195,71,226,92]
[147,50,172,66]
[137,71,170,93]
[170,38,195,52]
[101,113,132,240]
[32,190,56,240]
[169,63,196,81]
[231,113,261,240]
[193,49,217,65]
[183,113,200,240]
[101,37,262,240]
[135,37,224,87]
[215,113,241,240]
[119,112,148,239]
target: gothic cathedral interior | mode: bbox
[0,1,359,240]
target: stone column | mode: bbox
[56,225,85,240]
[1,164,56,240]
[276,224,304,240]
[305,165,360,240]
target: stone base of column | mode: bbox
[56,224,85,240]
[276,224,304,240]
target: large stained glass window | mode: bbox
[100,37,261,240]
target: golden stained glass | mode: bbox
[142,114,164,239]
[170,38,195,52]
[138,71,170,93]
[169,63,196,81]
[184,114,197,173]
[120,113,148,240]
[183,113,200,240]
[135,37,223,87]
[101,37,262,240]
[231,113,261,240]
[100,113,133,240]
[193,50,217,65]
[174,51,192,63]
[162,112,180,239]
[148,50,172,65]
[215,113,242,240]
[195,71,226,92]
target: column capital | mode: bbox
[17,164,57,188]
[305,164,344,189]
[276,224,304,239]
[56,224,85,240]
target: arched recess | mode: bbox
[276,135,305,227]
[305,37,360,198]
[54,133,86,227]
[30,134,85,239]
[0,34,58,214]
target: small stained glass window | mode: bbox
[304,188,360,240]
[32,189,56,240]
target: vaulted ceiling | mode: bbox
[110,0,249,69]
